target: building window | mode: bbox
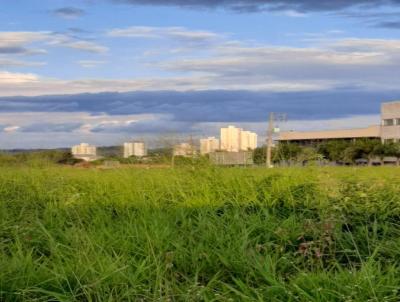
[384,119,394,126]
[396,118,400,125]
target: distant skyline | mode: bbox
[1,0,400,148]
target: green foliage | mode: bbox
[317,140,352,162]
[372,142,400,158]
[296,147,324,165]
[2,167,400,301]
[253,146,266,164]
[173,155,211,167]
[0,150,82,166]
[273,142,302,162]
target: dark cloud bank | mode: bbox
[1,89,399,123]
[111,0,400,12]
[53,7,85,18]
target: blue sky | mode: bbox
[1,0,400,148]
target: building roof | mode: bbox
[278,125,381,141]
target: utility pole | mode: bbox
[266,112,274,168]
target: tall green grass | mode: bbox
[1,166,400,301]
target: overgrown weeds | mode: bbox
[1,166,400,301]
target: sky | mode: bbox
[1,0,400,149]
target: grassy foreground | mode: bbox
[1,166,400,301]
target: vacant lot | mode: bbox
[1,166,400,301]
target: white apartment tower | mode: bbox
[200,137,220,155]
[240,131,258,151]
[221,125,241,152]
[123,141,147,158]
[220,125,258,152]
[71,143,97,161]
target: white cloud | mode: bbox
[78,60,106,68]
[1,28,400,96]
[0,31,108,55]
[156,37,400,91]
[107,26,221,42]
[0,111,164,149]
[63,41,109,53]
[0,31,49,47]
[0,58,46,68]
[3,126,20,133]
[0,71,39,84]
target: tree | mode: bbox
[372,142,400,158]
[273,142,302,162]
[297,147,324,165]
[253,146,266,165]
[317,140,351,162]
[339,139,381,164]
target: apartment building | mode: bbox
[220,125,258,152]
[71,143,97,161]
[200,137,220,155]
[123,141,147,158]
[240,130,258,151]
[220,125,241,152]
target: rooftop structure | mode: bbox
[278,101,400,143]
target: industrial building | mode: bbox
[71,143,98,161]
[200,137,220,155]
[279,101,400,144]
[220,125,258,152]
[123,141,147,158]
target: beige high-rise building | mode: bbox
[249,132,258,149]
[221,126,258,152]
[200,137,220,155]
[240,131,258,151]
[71,143,97,161]
[220,125,241,152]
[123,141,147,158]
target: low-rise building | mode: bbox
[278,125,381,143]
[278,101,400,144]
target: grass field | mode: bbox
[1,165,400,301]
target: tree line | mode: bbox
[253,139,400,165]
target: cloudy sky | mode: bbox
[1,0,400,148]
